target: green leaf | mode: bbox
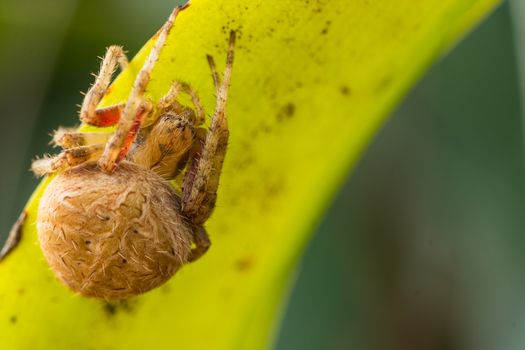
[0,0,500,349]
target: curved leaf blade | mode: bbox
[0,0,500,349]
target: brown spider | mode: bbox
[17,5,235,299]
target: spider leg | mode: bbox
[32,144,104,176]
[86,104,125,127]
[181,31,235,225]
[206,54,221,92]
[114,101,153,166]
[0,211,27,262]
[98,5,187,173]
[158,81,206,126]
[80,46,128,125]
[174,127,207,178]
[177,82,206,126]
[158,82,183,111]
[53,127,112,148]
[188,226,210,262]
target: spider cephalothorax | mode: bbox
[29,5,235,300]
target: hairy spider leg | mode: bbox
[98,4,188,173]
[32,125,118,176]
[177,82,207,126]
[0,211,27,262]
[80,45,128,126]
[157,81,207,127]
[87,104,125,127]
[157,81,183,111]
[32,144,105,176]
[53,127,113,148]
[163,81,209,122]
[188,226,211,262]
[182,30,235,225]
[206,54,221,91]
[114,102,153,166]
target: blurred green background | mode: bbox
[0,1,523,349]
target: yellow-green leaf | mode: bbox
[0,0,500,349]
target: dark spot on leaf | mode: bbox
[122,258,127,264]
[234,155,255,170]
[321,21,331,35]
[277,103,296,122]
[103,300,136,317]
[104,303,117,316]
[340,85,351,96]
[10,316,17,324]
[235,256,254,271]
[267,181,284,197]
[376,75,393,93]
[161,284,171,294]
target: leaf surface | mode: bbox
[0,0,500,349]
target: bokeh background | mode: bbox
[0,1,524,349]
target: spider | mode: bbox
[18,5,235,299]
